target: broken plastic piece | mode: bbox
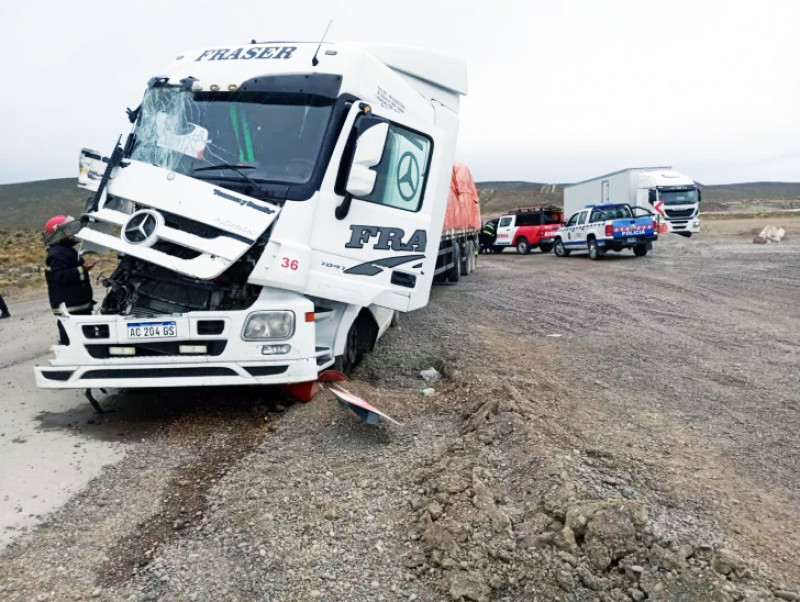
[281,381,321,404]
[330,385,401,426]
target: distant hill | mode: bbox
[1,177,799,230]
[0,179,86,231]
[476,181,800,217]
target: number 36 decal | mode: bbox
[280,257,299,271]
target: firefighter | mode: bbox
[44,215,95,344]
[479,218,497,253]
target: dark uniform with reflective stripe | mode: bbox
[45,241,94,343]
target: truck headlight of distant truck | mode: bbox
[242,311,295,340]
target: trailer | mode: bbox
[35,41,470,390]
[433,162,481,282]
[564,167,701,237]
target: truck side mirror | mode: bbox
[697,189,702,202]
[336,116,390,220]
[345,121,389,197]
[647,189,657,205]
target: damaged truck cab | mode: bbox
[35,41,467,389]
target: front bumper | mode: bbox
[34,294,328,389]
[666,219,701,234]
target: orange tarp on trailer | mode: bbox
[444,162,482,231]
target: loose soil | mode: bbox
[0,218,798,602]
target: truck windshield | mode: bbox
[659,188,699,206]
[130,86,335,185]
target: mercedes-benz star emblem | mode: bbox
[397,152,420,202]
[123,210,160,245]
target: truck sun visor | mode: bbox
[238,73,342,98]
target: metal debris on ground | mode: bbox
[329,384,402,426]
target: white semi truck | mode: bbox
[563,167,701,237]
[35,41,471,392]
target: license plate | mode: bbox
[127,321,177,339]
[627,237,639,243]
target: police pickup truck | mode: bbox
[542,203,658,259]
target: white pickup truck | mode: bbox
[542,203,658,259]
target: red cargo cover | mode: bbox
[444,162,482,231]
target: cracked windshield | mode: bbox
[130,86,334,184]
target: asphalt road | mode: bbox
[0,298,123,548]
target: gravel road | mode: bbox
[0,224,798,601]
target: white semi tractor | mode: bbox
[35,41,470,392]
[563,167,701,237]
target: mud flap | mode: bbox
[281,381,321,404]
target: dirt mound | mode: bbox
[398,375,781,601]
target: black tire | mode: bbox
[633,244,648,257]
[516,238,531,255]
[588,238,602,260]
[460,241,472,276]
[447,243,461,283]
[554,238,571,257]
[539,243,553,253]
[333,320,360,374]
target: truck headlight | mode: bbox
[242,311,295,340]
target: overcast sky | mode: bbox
[1,0,798,185]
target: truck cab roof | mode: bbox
[157,42,467,114]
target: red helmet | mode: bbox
[45,215,73,235]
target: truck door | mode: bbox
[303,110,450,312]
[495,215,515,246]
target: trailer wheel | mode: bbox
[539,243,553,253]
[469,241,478,271]
[447,243,461,283]
[554,238,570,257]
[516,238,531,255]
[588,239,602,260]
[460,241,473,276]
[633,244,649,257]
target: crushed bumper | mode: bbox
[34,299,327,389]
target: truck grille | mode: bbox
[665,208,695,219]
[159,210,229,240]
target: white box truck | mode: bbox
[563,167,701,237]
[35,41,471,392]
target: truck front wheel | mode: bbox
[588,239,602,260]
[633,244,649,257]
[516,238,531,255]
[334,321,360,374]
[554,239,570,257]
